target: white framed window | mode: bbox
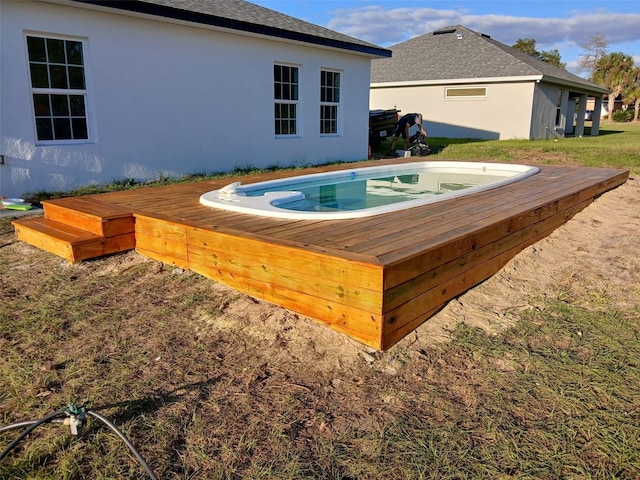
[445,86,487,99]
[26,35,90,143]
[320,69,340,135]
[274,64,299,136]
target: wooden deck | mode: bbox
[13,159,629,350]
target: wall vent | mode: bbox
[433,28,456,35]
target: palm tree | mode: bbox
[622,67,640,122]
[592,52,635,121]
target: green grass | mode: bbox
[374,121,640,175]
[297,296,640,479]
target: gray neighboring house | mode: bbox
[370,25,609,140]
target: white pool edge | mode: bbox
[200,161,540,220]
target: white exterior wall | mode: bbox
[370,81,535,140]
[0,1,372,198]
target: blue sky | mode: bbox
[251,1,640,77]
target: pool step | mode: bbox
[12,197,135,263]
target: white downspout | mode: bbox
[0,1,5,197]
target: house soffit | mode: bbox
[371,75,543,88]
[371,75,609,97]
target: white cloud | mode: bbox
[327,7,640,66]
[327,6,463,45]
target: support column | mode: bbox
[575,94,587,137]
[556,89,570,137]
[590,97,603,136]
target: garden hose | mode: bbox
[0,408,67,461]
[86,409,158,480]
[0,403,159,480]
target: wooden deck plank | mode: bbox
[185,226,383,291]
[134,215,189,269]
[14,161,629,349]
[43,196,133,219]
[187,242,381,312]
[71,233,136,263]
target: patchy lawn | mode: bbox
[1,168,639,479]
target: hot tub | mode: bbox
[200,161,540,220]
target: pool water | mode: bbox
[200,161,540,220]
[248,172,505,212]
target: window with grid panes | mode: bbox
[274,64,299,135]
[320,70,340,134]
[27,35,89,142]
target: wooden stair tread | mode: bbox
[13,216,135,263]
[41,197,135,237]
[42,197,133,220]
[13,217,102,243]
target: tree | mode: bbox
[622,67,640,122]
[578,33,609,80]
[592,52,636,121]
[538,49,565,69]
[513,38,537,56]
[512,38,566,69]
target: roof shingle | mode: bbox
[73,0,391,57]
[371,25,606,92]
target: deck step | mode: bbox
[12,217,135,263]
[42,197,135,237]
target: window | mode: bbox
[320,70,340,134]
[274,64,299,135]
[27,35,89,142]
[555,90,564,127]
[445,86,487,98]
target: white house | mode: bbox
[370,26,609,140]
[0,0,390,198]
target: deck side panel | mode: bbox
[185,226,385,349]
[380,198,594,348]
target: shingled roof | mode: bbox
[371,25,607,93]
[71,0,391,57]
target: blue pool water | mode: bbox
[200,161,540,220]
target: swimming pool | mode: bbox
[199,161,540,220]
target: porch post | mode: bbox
[591,97,603,136]
[575,94,587,137]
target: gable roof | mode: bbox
[371,25,607,93]
[67,0,391,58]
